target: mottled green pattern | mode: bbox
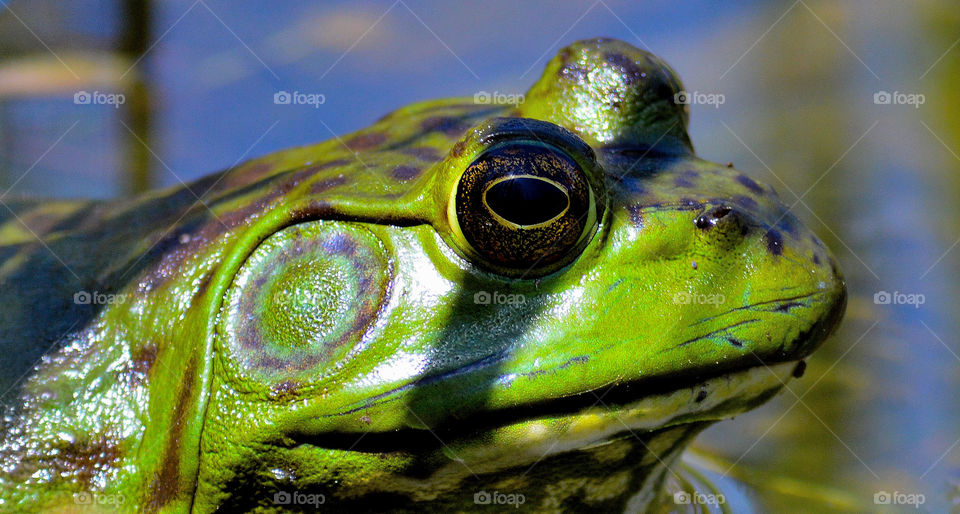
[0,38,844,512]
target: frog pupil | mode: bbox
[484,177,569,226]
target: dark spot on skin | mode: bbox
[390,165,421,181]
[813,253,821,265]
[271,380,301,400]
[695,389,708,402]
[55,435,122,490]
[680,198,701,208]
[673,176,694,188]
[726,162,734,168]
[559,62,591,82]
[604,52,643,85]
[420,116,471,137]
[681,170,699,179]
[324,234,358,255]
[558,355,589,369]
[733,195,758,210]
[194,271,215,299]
[625,180,646,195]
[626,204,644,227]
[148,356,197,509]
[555,45,589,81]
[310,175,349,195]
[691,261,697,269]
[777,218,798,237]
[736,174,764,194]
[764,229,784,256]
[792,360,807,378]
[399,146,443,162]
[449,140,468,158]
[130,342,158,385]
[726,337,744,348]
[345,132,388,151]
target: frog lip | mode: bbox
[293,289,844,450]
[317,290,839,421]
[307,289,841,420]
[291,360,799,454]
[669,287,846,358]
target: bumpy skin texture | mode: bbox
[0,38,846,512]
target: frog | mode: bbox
[0,37,845,512]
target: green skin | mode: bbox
[0,38,845,512]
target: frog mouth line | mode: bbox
[670,290,834,351]
[290,359,802,455]
[288,291,841,454]
[314,291,834,418]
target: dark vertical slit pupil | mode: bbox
[485,177,569,226]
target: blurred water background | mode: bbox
[0,1,957,511]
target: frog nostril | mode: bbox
[711,206,732,219]
[695,206,734,229]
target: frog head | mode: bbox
[0,38,845,512]
[194,38,845,510]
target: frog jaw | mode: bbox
[202,363,796,512]
[300,360,799,454]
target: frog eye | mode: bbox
[452,141,599,275]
